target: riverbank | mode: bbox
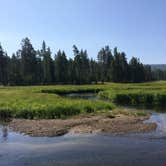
[9,110,157,137]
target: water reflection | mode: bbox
[2,126,8,141]
[0,122,8,142]
[0,112,166,165]
[147,113,166,135]
[63,93,98,100]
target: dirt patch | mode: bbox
[9,114,157,137]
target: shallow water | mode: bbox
[1,112,166,166]
[62,92,98,100]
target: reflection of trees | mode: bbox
[1,125,8,141]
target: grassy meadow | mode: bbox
[0,81,166,119]
[0,85,113,119]
[98,81,166,107]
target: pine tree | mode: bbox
[40,41,54,84]
[54,50,68,83]
[0,44,9,85]
[8,53,22,85]
[73,45,90,84]
[20,38,37,85]
[129,57,145,82]
[97,46,113,83]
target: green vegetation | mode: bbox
[40,85,102,94]
[0,81,165,119]
[0,85,113,119]
[98,81,166,107]
[1,38,166,86]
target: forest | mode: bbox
[0,37,165,85]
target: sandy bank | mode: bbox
[9,114,157,137]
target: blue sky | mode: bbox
[0,0,166,63]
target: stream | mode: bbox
[1,93,166,165]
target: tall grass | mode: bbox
[0,86,114,119]
[0,81,166,119]
[98,81,166,107]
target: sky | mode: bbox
[0,0,166,64]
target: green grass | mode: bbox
[0,81,166,119]
[98,81,166,107]
[0,85,114,119]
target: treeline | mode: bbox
[0,38,165,85]
[152,69,166,80]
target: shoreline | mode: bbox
[9,113,157,137]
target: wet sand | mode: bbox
[9,114,157,137]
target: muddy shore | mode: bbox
[9,114,157,137]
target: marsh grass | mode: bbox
[0,81,165,119]
[98,81,166,107]
[0,85,114,119]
